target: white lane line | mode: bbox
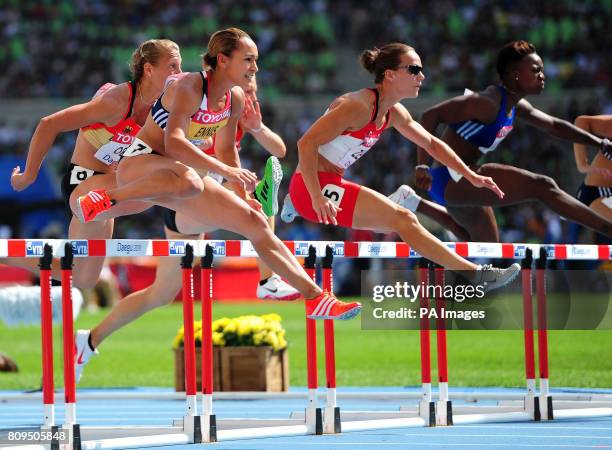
[459,424,612,430]
[244,443,611,448]
[397,432,612,439]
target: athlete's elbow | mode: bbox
[420,108,439,129]
[37,115,56,134]
[297,136,314,160]
[273,143,287,158]
[574,115,588,128]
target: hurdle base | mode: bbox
[436,400,453,426]
[49,425,60,450]
[540,395,554,421]
[418,400,436,427]
[61,423,81,450]
[323,406,341,434]
[182,414,202,443]
[526,395,541,421]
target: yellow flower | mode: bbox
[278,336,287,350]
[253,331,264,346]
[174,314,287,349]
[224,320,237,334]
[261,313,282,323]
[263,332,280,350]
[213,317,231,332]
[212,331,225,346]
[237,320,251,336]
[172,333,183,349]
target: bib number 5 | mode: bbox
[321,184,345,208]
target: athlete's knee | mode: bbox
[242,209,272,241]
[145,285,178,308]
[394,207,420,233]
[177,168,204,198]
[533,174,559,192]
[72,271,100,290]
[115,157,140,185]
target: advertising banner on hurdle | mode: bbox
[360,269,611,330]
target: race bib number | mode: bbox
[94,132,135,165]
[122,137,154,158]
[321,184,345,207]
[69,165,95,185]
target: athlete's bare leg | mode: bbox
[444,163,612,237]
[590,197,612,222]
[161,178,320,298]
[351,186,479,270]
[86,155,204,222]
[90,227,201,348]
[255,216,275,280]
[416,199,471,241]
[446,205,499,243]
[2,173,150,287]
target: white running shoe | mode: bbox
[388,185,421,212]
[472,263,521,293]
[280,194,298,223]
[75,329,98,383]
[256,274,301,301]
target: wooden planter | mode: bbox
[174,346,289,392]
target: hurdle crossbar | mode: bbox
[1,239,610,260]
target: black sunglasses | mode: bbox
[397,64,423,75]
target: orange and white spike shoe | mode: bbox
[75,189,115,223]
[306,290,361,320]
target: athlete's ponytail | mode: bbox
[130,39,180,83]
[359,43,414,84]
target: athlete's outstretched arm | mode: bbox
[573,115,612,181]
[392,103,504,198]
[11,87,124,191]
[416,93,498,166]
[518,99,609,150]
[164,76,256,187]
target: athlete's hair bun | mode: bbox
[202,52,217,69]
[360,48,380,74]
[359,43,414,84]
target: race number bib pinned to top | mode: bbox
[122,137,154,158]
[321,184,346,207]
[69,165,95,185]
[94,132,135,165]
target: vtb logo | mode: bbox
[169,241,186,255]
[26,241,44,256]
[71,240,89,256]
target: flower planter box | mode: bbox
[174,346,288,392]
[174,347,222,392]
